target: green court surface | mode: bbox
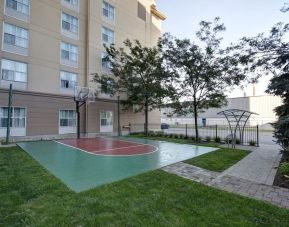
[18,137,217,192]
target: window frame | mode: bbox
[60,71,77,90]
[1,58,28,83]
[59,110,77,128]
[63,0,79,7]
[102,1,115,22]
[61,12,79,36]
[0,106,26,129]
[3,22,29,49]
[60,41,79,63]
[5,0,30,16]
[102,26,115,45]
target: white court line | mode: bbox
[91,144,149,153]
[54,140,158,157]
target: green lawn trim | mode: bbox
[185,148,249,172]
[1,147,289,226]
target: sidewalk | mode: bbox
[163,144,289,209]
[219,144,282,185]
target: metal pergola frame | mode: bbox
[217,109,258,148]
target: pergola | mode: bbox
[217,109,258,148]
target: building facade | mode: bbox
[0,0,165,139]
[162,95,282,129]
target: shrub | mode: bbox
[249,140,256,146]
[214,136,221,143]
[205,136,211,142]
[191,136,196,141]
[179,134,184,139]
[174,134,179,139]
[279,162,289,175]
[197,136,203,143]
[236,138,241,145]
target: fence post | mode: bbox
[185,124,188,138]
[256,125,259,147]
[215,124,218,140]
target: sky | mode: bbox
[157,0,288,98]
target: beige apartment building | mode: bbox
[0,0,165,139]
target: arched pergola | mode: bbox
[217,109,258,148]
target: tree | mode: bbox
[237,19,289,153]
[93,39,171,136]
[159,18,246,140]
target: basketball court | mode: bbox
[17,137,217,192]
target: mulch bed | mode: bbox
[274,153,289,188]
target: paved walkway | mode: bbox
[163,144,289,209]
[220,144,282,185]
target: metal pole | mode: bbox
[6,84,13,144]
[117,95,121,136]
[256,125,259,147]
[76,101,80,139]
[215,124,218,140]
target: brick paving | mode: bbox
[163,162,289,209]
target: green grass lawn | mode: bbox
[1,147,289,226]
[185,148,249,172]
[129,135,249,172]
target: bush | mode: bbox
[179,134,184,139]
[205,136,211,142]
[214,136,221,143]
[279,162,289,175]
[197,136,203,143]
[236,138,241,145]
[249,140,256,146]
[174,134,179,139]
[191,136,196,141]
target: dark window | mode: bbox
[4,33,16,45]
[7,0,17,10]
[61,50,70,60]
[137,2,146,21]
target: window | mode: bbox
[63,0,78,6]
[100,111,113,126]
[6,0,30,15]
[60,71,77,89]
[3,23,28,48]
[1,59,27,83]
[101,52,112,70]
[61,42,78,63]
[59,110,76,127]
[62,12,79,34]
[102,27,114,44]
[138,2,146,21]
[103,1,115,21]
[0,107,26,128]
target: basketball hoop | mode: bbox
[74,86,96,103]
[74,86,97,139]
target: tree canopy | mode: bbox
[236,8,289,152]
[159,18,247,139]
[93,39,172,135]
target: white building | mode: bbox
[162,95,282,128]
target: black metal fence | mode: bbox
[126,123,259,147]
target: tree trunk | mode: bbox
[193,102,199,141]
[144,102,149,136]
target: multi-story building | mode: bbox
[0,0,166,139]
